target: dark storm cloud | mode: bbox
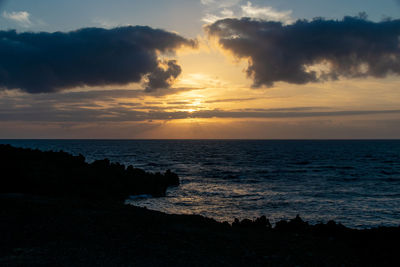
[205,16,400,87]
[145,60,182,92]
[0,26,196,93]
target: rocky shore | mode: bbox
[0,194,399,266]
[0,144,179,199]
[0,144,399,266]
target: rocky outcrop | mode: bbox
[0,144,179,200]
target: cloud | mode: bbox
[204,97,258,103]
[241,2,292,23]
[201,1,292,24]
[201,0,240,8]
[1,91,400,123]
[0,26,196,93]
[2,116,400,139]
[92,18,120,29]
[3,11,32,27]
[144,60,182,92]
[202,13,230,24]
[205,16,400,87]
[190,109,400,119]
[201,0,238,23]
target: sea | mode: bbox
[1,139,399,228]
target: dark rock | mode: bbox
[275,219,289,230]
[164,169,180,186]
[275,215,309,232]
[0,144,180,201]
[254,215,272,229]
[232,216,272,229]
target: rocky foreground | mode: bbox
[0,144,179,199]
[0,194,399,267]
[0,144,399,266]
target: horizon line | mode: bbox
[1,138,400,141]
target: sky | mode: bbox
[0,0,400,139]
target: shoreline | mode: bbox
[0,144,180,199]
[1,194,399,266]
[1,144,399,265]
[4,140,399,229]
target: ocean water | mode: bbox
[1,139,399,228]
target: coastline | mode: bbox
[0,144,179,199]
[1,194,399,266]
[1,144,399,266]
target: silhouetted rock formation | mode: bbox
[275,214,310,232]
[232,215,272,229]
[1,196,399,266]
[233,215,350,233]
[1,144,399,265]
[0,144,179,200]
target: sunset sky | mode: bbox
[1,0,400,139]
